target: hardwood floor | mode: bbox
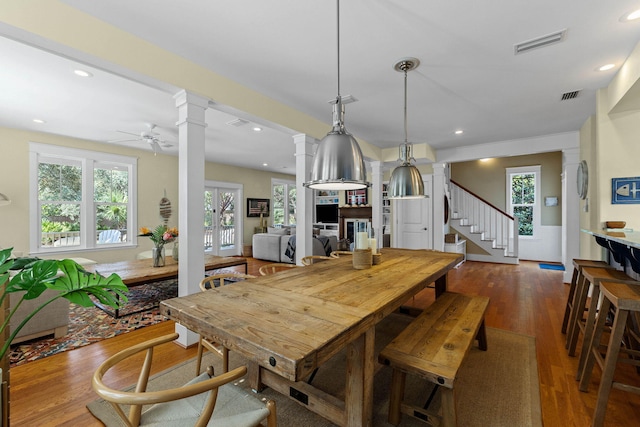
[8,258,640,426]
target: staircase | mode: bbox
[449,180,519,264]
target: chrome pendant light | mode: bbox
[388,58,427,199]
[304,0,370,191]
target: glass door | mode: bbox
[204,186,240,256]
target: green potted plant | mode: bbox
[0,247,128,425]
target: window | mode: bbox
[506,166,540,237]
[30,143,137,253]
[272,179,296,226]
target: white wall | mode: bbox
[518,226,563,263]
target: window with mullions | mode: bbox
[506,166,540,237]
[272,180,296,226]
[30,143,137,253]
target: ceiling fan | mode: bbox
[109,123,173,154]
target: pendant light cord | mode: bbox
[336,0,341,100]
[404,69,408,144]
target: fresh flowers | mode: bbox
[139,225,178,249]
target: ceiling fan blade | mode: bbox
[116,130,141,137]
[108,137,139,143]
[149,139,162,153]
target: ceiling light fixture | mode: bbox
[253,126,262,132]
[73,69,93,78]
[598,63,615,71]
[304,0,369,191]
[621,9,640,21]
[32,118,46,124]
[455,129,464,135]
[388,58,426,200]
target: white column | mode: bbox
[563,148,581,283]
[370,161,383,251]
[432,163,447,251]
[294,134,315,265]
[173,90,208,347]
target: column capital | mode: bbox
[173,90,210,109]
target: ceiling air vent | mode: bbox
[561,90,581,101]
[226,118,249,127]
[514,29,566,55]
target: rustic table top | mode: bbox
[89,254,247,286]
[160,248,462,381]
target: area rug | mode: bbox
[539,263,565,271]
[87,318,542,427]
[9,267,246,367]
[8,279,177,367]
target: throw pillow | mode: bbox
[268,227,288,235]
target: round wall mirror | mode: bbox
[577,160,588,200]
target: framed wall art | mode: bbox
[247,198,270,217]
[611,176,640,204]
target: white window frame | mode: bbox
[506,165,540,239]
[29,142,137,254]
[272,178,296,226]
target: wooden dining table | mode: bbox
[160,248,462,427]
[89,254,247,317]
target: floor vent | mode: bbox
[561,90,581,101]
[515,30,566,54]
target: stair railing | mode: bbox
[449,180,518,257]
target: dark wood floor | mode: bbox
[8,258,640,426]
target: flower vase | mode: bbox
[152,247,165,267]
[172,241,179,261]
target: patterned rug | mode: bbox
[9,279,178,367]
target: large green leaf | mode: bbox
[5,259,59,299]
[48,259,128,308]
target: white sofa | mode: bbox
[252,228,336,263]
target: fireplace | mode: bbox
[338,206,372,242]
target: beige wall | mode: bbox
[577,41,640,259]
[450,152,563,226]
[594,87,640,230]
[0,127,292,263]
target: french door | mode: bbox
[204,181,243,256]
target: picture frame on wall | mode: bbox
[247,198,270,217]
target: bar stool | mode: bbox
[578,281,640,427]
[562,259,613,334]
[568,267,637,377]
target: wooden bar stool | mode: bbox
[562,259,613,334]
[566,266,633,358]
[578,281,640,427]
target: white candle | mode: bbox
[356,232,369,250]
[369,238,377,254]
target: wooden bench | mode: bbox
[378,292,490,427]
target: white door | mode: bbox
[394,175,433,249]
[204,185,242,256]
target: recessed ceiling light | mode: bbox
[262,163,268,167]
[74,69,93,78]
[479,158,492,162]
[454,130,464,135]
[32,118,46,124]
[598,64,615,71]
[621,9,640,21]
[253,127,262,132]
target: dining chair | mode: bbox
[301,255,333,265]
[330,250,353,258]
[92,333,276,427]
[197,272,256,375]
[258,263,299,276]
